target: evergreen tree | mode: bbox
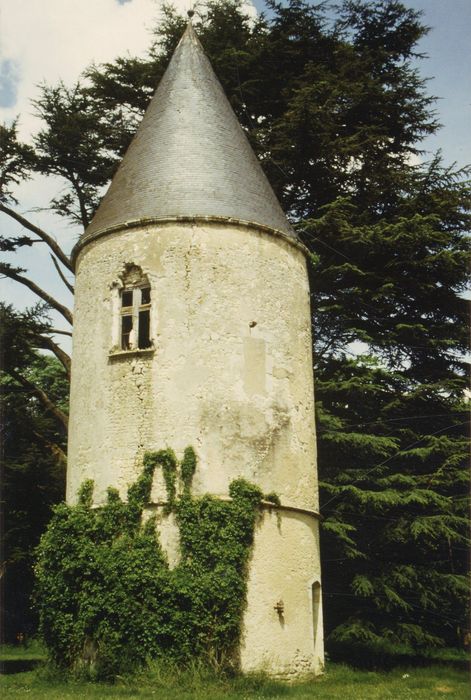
[0,305,67,641]
[83,0,470,650]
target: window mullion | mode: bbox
[132,289,141,348]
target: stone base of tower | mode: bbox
[151,502,324,678]
[239,507,324,678]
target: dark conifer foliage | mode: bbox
[0,305,67,641]
[1,0,469,653]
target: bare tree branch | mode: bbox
[32,429,67,464]
[38,334,71,377]
[0,203,73,272]
[0,266,73,325]
[47,328,73,337]
[9,368,68,432]
[50,254,74,294]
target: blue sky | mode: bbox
[400,0,470,168]
[0,59,19,109]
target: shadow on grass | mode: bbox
[328,641,469,672]
[0,658,42,674]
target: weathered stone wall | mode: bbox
[67,220,323,675]
[145,501,324,677]
[240,507,323,677]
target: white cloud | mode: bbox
[0,0,196,140]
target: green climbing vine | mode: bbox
[34,448,267,679]
[180,446,197,495]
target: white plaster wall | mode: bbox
[67,221,322,675]
[240,508,323,677]
[68,221,317,510]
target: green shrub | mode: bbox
[34,448,264,679]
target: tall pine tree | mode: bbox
[81,0,471,652]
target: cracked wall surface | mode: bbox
[67,220,323,675]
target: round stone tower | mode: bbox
[67,22,323,677]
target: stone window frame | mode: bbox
[109,264,155,357]
[120,285,152,350]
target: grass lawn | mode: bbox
[0,645,469,699]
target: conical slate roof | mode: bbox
[81,22,295,246]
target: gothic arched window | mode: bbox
[120,284,151,350]
[112,264,153,352]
